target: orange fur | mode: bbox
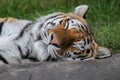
[0,17,16,23]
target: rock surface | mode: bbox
[0,54,120,80]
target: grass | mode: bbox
[0,0,120,53]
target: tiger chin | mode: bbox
[0,5,111,65]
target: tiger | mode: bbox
[0,5,111,64]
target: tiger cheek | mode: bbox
[58,32,73,47]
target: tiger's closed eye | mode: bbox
[73,28,80,33]
[69,28,79,33]
[74,30,79,33]
[76,39,81,41]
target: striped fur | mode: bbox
[0,5,111,64]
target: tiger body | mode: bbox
[0,5,111,64]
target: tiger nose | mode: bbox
[49,33,60,47]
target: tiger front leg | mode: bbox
[0,39,25,64]
[32,41,50,61]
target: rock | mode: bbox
[0,54,120,80]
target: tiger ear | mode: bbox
[73,5,89,18]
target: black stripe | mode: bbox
[52,49,59,58]
[46,55,52,61]
[81,25,85,31]
[15,23,32,40]
[17,45,24,58]
[90,48,94,58]
[0,54,8,64]
[76,23,81,28]
[16,44,30,59]
[45,13,63,22]
[59,20,63,25]
[86,49,90,54]
[44,15,67,28]
[65,19,70,29]
[0,22,4,34]
[80,57,88,60]
[87,37,90,44]
[24,49,30,59]
[84,24,93,36]
[82,36,86,46]
[52,15,67,22]
[0,18,10,35]
[36,34,42,41]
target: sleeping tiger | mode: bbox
[0,5,111,64]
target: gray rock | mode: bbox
[0,54,120,80]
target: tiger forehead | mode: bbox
[59,13,86,24]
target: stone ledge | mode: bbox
[0,53,120,80]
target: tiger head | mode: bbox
[46,5,98,60]
[48,21,88,59]
[38,4,111,61]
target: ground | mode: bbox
[0,53,120,80]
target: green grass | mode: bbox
[0,0,120,53]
